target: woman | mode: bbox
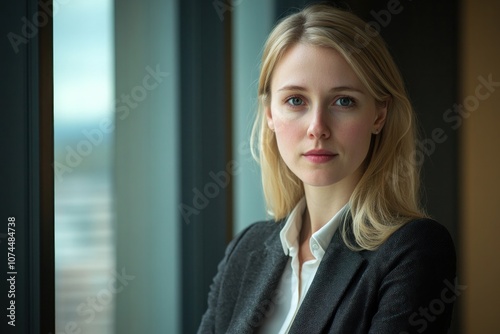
[198,4,456,334]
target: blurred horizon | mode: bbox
[54,0,116,333]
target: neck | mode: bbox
[302,171,361,236]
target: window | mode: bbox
[54,1,115,333]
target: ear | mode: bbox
[373,100,388,134]
[265,106,275,131]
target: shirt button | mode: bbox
[312,243,319,250]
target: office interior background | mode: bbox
[1,0,499,333]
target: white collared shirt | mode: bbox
[259,198,348,334]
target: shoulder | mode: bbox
[238,219,284,239]
[365,218,456,274]
[224,219,284,257]
[234,219,284,244]
[381,218,455,254]
[351,219,457,333]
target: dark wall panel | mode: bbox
[0,1,54,333]
[179,1,233,333]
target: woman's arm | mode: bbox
[197,223,256,333]
[369,219,458,334]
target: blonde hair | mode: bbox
[251,4,426,251]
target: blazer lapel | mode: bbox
[227,222,289,334]
[289,230,365,333]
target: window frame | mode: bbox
[0,0,54,332]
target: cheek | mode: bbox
[336,121,372,154]
[272,113,304,142]
[272,116,306,162]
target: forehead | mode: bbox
[271,43,364,92]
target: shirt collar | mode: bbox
[279,197,349,258]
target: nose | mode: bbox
[307,107,330,139]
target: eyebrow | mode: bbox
[277,85,365,94]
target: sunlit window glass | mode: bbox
[54,1,115,333]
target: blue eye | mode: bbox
[335,96,355,107]
[286,97,304,107]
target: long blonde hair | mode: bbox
[251,4,426,251]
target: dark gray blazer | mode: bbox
[198,218,456,334]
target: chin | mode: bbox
[300,175,343,188]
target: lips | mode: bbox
[303,149,337,163]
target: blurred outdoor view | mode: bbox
[53,1,115,333]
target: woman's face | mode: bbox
[267,43,386,189]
